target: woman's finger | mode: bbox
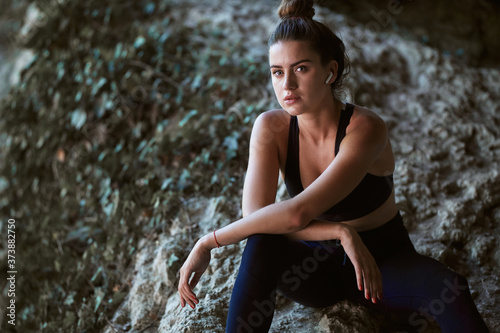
[353,261,363,291]
[371,266,379,302]
[180,296,185,308]
[375,263,382,295]
[366,269,376,301]
[370,277,377,303]
[370,264,382,303]
[362,262,379,303]
[370,272,377,303]
[363,269,371,300]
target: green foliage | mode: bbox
[0,0,269,331]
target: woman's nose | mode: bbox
[283,72,297,90]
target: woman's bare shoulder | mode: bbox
[349,104,388,134]
[252,109,290,137]
[255,109,290,125]
[249,110,291,167]
[346,104,393,171]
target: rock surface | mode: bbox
[102,1,500,332]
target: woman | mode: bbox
[178,0,489,332]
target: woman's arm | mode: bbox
[178,110,287,309]
[241,111,282,217]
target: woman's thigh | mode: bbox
[352,250,487,332]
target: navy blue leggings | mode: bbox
[226,213,489,333]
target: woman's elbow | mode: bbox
[287,203,310,232]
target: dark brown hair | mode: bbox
[268,0,350,99]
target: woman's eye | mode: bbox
[273,70,283,76]
[296,66,307,72]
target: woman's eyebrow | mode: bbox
[270,59,312,69]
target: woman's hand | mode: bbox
[178,236,213,309]
[340,226,383,303]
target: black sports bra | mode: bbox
[284,103,394,222]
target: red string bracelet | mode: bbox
[213,229,221,248]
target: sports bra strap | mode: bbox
[335,103,354,156]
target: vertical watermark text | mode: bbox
[6,218,17,326]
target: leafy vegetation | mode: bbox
[0,0,269,331]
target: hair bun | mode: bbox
[278,0,315,20]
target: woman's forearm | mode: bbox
[286,219,352,242]
[198,205,353,251]
[198,199,306,250]
[224,200,299,242]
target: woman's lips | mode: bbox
[284,96,300,105]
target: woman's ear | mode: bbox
[327,60,339,84]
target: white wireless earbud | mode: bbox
[325,72,334,84]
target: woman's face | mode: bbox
[269,40,335,116]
